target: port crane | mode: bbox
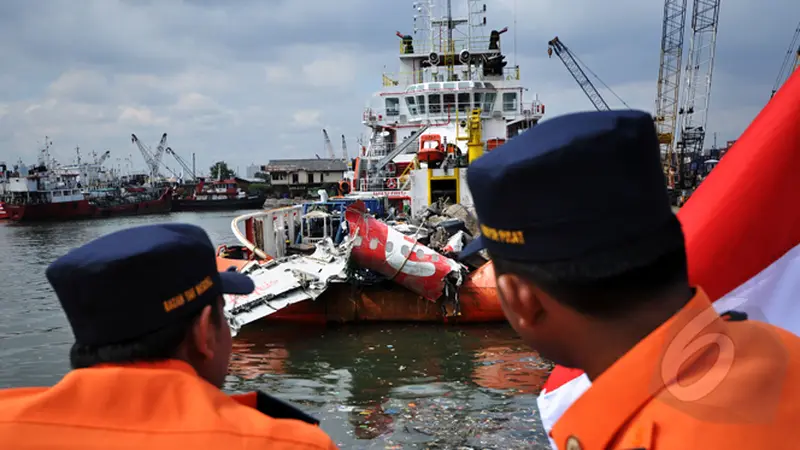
[547,37,610,111]
[94,150,111,166]
[341,135,352,169]
[673,0,722,190]
[322,129,336,159]
[153,133,168,177]
[653,0,721,192]
[771,21,800,99]
[341,135,349,161]
[165,147,197,181]
[654,0,688,184]
[130,133,168,181]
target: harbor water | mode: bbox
[0,212,552,449]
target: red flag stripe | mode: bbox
[682,69,800,301]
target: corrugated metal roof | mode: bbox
[264,159,348,172]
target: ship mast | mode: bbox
[446,0,454,80]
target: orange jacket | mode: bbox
[551,288,800,449]
[0,360,338,449]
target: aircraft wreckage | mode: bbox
[216,200,502,334]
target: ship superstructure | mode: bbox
[352,0,545,215]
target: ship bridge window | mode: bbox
[405,96,417,115]
[430,82,442,90]
[473,92,482,109]
[457,93,471,113]
[484,82,495,89]
[428,93,441,114]
[482,92,497,113]
[416,94,426,114]
[443,82,456,90]
[474,82,484,88]
[458,82,471,89]
[385,97,400,116]
[443,93,455,113]
[502,92,518,112]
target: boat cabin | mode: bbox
[3,167,84,205]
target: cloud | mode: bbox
[0,0,796,173]
[291,109,323,129]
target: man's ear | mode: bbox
[497,273,545,330]
[191,304,217,361]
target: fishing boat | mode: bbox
[2,145,94,222]
[216,0,546,329]
[172,178,267,212]
[89,186,173,218]
[2,139,174,222]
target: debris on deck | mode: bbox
[223,199,487,330]
[223,237,353,333]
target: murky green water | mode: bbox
[0,212,552,449]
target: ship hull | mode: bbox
[172,195,266,212]
[5,191,173,222]
[4,200,95,222]
[92,191,173,218]
[216,255,504,324]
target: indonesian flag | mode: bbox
[537,69,800,449]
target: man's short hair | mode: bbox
[70,297,223,369]
[492,225,689,318]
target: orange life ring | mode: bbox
[338,179,351,195]
[385,178,397,189]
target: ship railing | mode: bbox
[356,176,410,193]
[381,66,521,87]
[399,37,507,56]
[231,204,304,260]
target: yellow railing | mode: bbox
[383,74,399,87]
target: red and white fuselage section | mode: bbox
[345,201,463,301]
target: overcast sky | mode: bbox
[0,0,797,176]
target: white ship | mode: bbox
[349,0,546,215]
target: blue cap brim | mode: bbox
[458,235,486,261]
[219,271,255,295]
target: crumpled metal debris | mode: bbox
[226,200,487,332]
[223,237,353,334]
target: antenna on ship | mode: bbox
[513,0,518,68]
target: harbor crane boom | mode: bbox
[130,134,158,180]
[547,36,610,111]
[341,135,349,161]
[131,133,170,181]
[153,133,168,177]
[771,21,800,99]
[165,147,197,181]
[322,129,336,159]
[674,0,721,189]
[96,150,110,166]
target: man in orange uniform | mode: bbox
[460,110,800,449]
[0,223,338,450]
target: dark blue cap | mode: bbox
[461,110,678,263]
[46,223,254,346]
